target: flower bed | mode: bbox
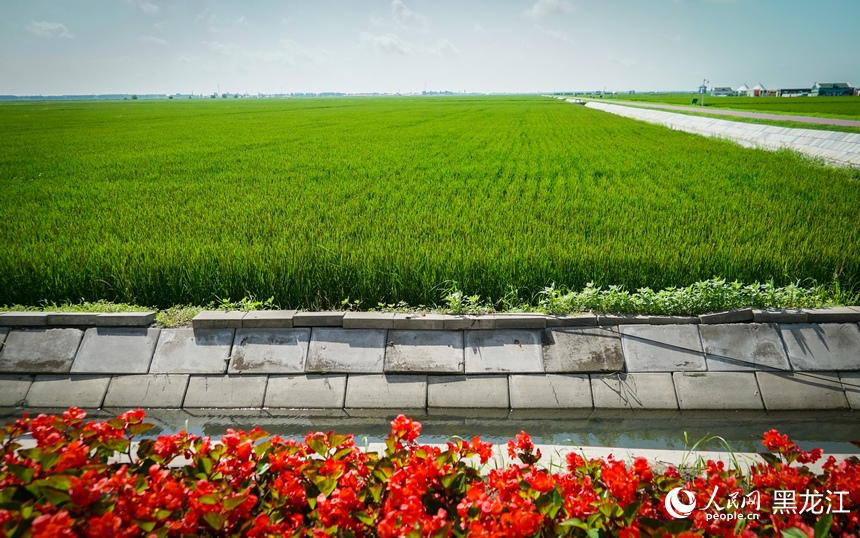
[0,409,857,537]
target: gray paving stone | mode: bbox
[192,310,245,329]
[26,375,111,408]
[700,323,790,371]
[590,373,678,410]
[779,323,860,371]
[71,327,160,374]
[441,316,481,330]
[103,374,189,408]
[0,375,32,406]
[839,372,860,410]
[756,372,849,410]
[542,327,624,373]
[620,325,706,372]
[384,330,464,373]
[464,330,543,373]
[0,312,48,326]
[493,314,547,329]
[343,312,395,329]
[509,374,592,409]
[265,374,347,408]
[698,308,755,324]
[0,329,84,373]
[47,312,100,326]
[228,329,310,374]
[392,314,448,330]
[598,315,698,325]
[149,329,234,374]
[673,372,763,410]
[427,375,508,408]
[0,327,8,346]
[293,312,345,327]
[306,328,386,373]
[545,314,598,327]
[183,375,267,408]
[345,374,426,408]
[242,310,297,328]
[803,307,860,323]
[753,309,808,323]
[94,312,157,327]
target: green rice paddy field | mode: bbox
[1,96,859,308]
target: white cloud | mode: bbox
[608,55,635,68]
[536,25,574,44]
[524,0,575,20]
[427,38,459,56]
[361,32,412,54]
[277,40,332,67]
[473,23,486,34]
[391,0,428,32]
[140,35,167,45]
[124,0,161,14]
[26,21,74,39]
[234,16,249,27]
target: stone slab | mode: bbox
[228,328,310,374]
[94,312,157,327]
[427,375,509,408]
[384,330,464,373]
[103,374,189,408]
[47,312,100,326]
[26,375,111,408]
[803,307,860,323]
[0,327,7,345]
[598,315,698,325]
[241,310,297,328]
[71,327,160,374]
[192,310,245,329]
[0,312,48,326]
[392,314,448,330]
[464,330,543,373]
[779,323,860,371]
[0,329,83,373]
[265,374,347,408]
[698,309,754,324]
[149,329,234,374]
[182,375,267,408]
[673,372,763,410]
[753,309,808,324]
[839,372,860,411]
[542,327,624,373]
[590,373,678,410]
[441,316,483,330]
[700,323,790,371]
[755,372,849,410]
[509,374,592,409]
[0,375,32,406]
[343,312,395,329]
[492,314,547,329]
[293,312,345,327]
[345,374,427,408]
[619,325,706,372]
[306,328,386,373]
[545,314,598,327]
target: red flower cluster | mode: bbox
[0,410,857,537]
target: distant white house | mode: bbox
[711,86,734,96]
[735,83,750,96]
[750,83,767,97]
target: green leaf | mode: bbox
[307,436,327,456]
[353,510,376,526]
[587,528,600,538]
[129,423,154,437]
[664,518,694,534]
[368,484,383,503]
[40,487,71,507]
[223,494,247,511]
[45,475,72,491]
[155,509,173,520]
[203,512,227,531]
[622,501,641,525]
[40,452,62,472]
[814,514,834,538]
[558,518,588,530]
[782,528,809,538]
[6,464,35,484]
[134,519,156,532]
[329,434,348,447]
[197,493,220,505]
[758,452,782,467]
[314,477,338,497]
[333,447,353,461]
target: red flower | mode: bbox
[390,414,422,443]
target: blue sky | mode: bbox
[1,0,858,95]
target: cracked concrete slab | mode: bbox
[0,329,83,373]
[620,325,705,372]
[306,328,386,373]
[464,330,543,373]
[509,374,592,409]
[0,375,32,406]
[103,375,189,408]
[428,375,509,408]
[228,328,310,374]
[779,324,860,371]
[265,374,347,408]
[384,330,463,373]
[71,327,160,374]
[542,327,623,373]
[149,329,234,374]
[26,375,111,408]
[184,375,267,408]
[345,374,426,408]
[590,373,678,410]
[756,372,849,410]
[673,372,763,410]
[700,323,789,371]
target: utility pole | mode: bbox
[700,79,709,107]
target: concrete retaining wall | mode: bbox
[581,101,860,168]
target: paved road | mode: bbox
[591,99,860,127]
